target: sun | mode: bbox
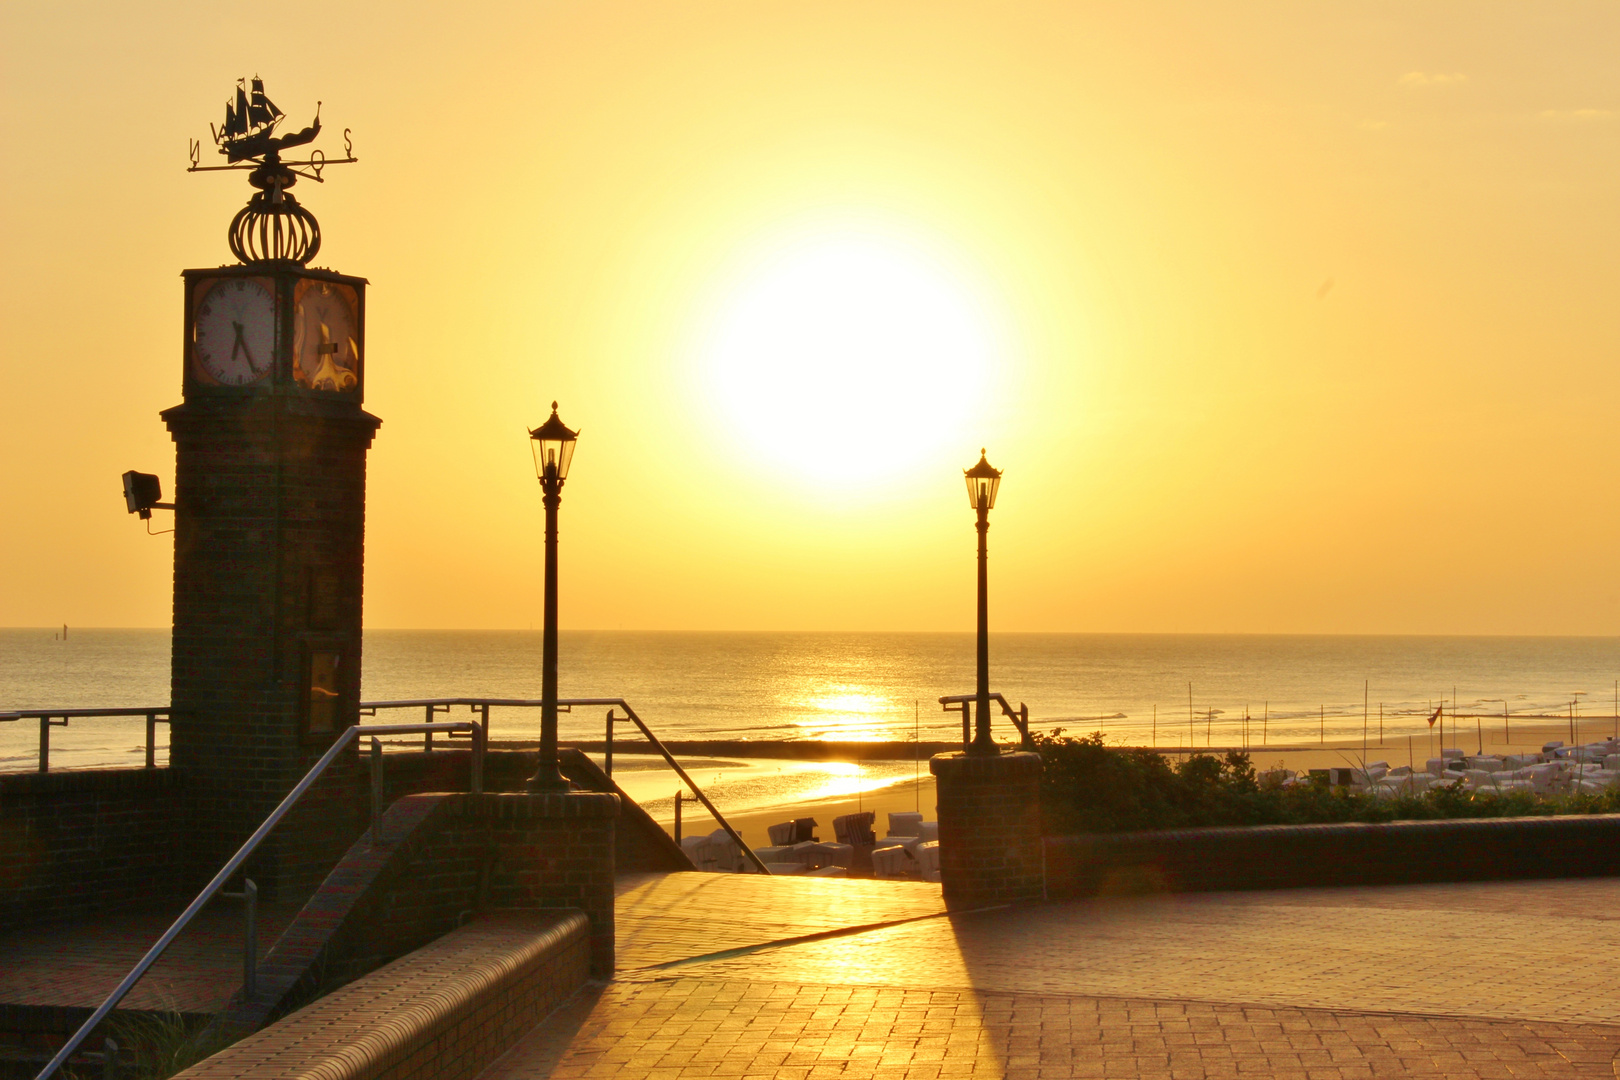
[697,225,1003,488]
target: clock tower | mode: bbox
[164,79,377,899]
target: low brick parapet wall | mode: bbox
[0,768,189,929]
[1045,813,1620,898]
[174,909,588,1080]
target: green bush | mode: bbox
[1033,729,1620,835]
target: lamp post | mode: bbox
[964,449,1002,756]
[526,402,579,793]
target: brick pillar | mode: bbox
[466,792,620,977]
[929,751,1044,910]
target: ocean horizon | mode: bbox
[7,628,1620,775]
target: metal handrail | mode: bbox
[938,692,1034,750]
[358,696,770,874]
[576,697,769,874]
[35,720,484,1080]
[8,694,760,873]
[0,707,172,772]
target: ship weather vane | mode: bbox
[187,77,357,266]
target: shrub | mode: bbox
[1032,729,1620,835]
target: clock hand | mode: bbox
[230,321,260,369]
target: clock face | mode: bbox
[193,277,275,386]
[293,280,360,393]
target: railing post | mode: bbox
[674,788,682,843]
[616,703,769,874]
[959,705,969,750]
[479,702,490,742]
[101,1038,118,1080]
[242,879,257,1000]
[39,715,49,773]
[424,704,434,751]
[145,714,156,769]
[469,723,484,795]
[605,709,615,777]
[369,737,383,845]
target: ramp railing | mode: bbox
[358,696,768,875]
[938,692,1035,751]
[35,720,484,1080]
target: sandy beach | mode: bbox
[665,775,941,850]
[1144,716,1620,776]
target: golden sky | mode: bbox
[3,2,1618,634]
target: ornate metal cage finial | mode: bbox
[188,77,356,266]
[228,164,322,264]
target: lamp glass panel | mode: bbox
[966,475,1001,510]
[530,435,577,481]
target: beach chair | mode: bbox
[834,812,876,846]
[706,829,743,872]
[917,821,939,843]
[681,835,719,872]
[805,866,847,878]
[767,821,797,846]
[917,840,941,878]
[791,817,820,843]
[871,844,914,879]
[887,812,923,837]
[807,841,853,868]
[764,862,807,875]
[785,841,824,868]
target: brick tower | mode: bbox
[164,81,377,899]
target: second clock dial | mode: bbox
[293,280,360,393]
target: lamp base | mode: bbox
[524,762,571,794]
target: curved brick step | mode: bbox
[176,910,588,1080]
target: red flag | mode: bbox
[1427,706,1442,728]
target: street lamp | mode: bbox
[526,402,579,793]
[964,449,1002,755]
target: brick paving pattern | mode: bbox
[0,902,297,1013]
[479,874,1620,1079]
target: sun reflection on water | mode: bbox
[793,686,907,741]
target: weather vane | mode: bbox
[188,77,357,266]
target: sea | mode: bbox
[6,629,1620,821]
[6,627,1620,757]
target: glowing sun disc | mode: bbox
[701,229,1000,486]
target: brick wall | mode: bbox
[213,790,618,1039]
[0,769,189,930]
[930,751,1044,910]
[177,910,589,1080]
[164,396,379,903]
[1045,813,1620,899]
[372,747,690,873]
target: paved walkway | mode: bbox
[0,903,297,1015]
[480,874,1620,1079]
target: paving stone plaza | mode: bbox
[482,873,1620,1079]
[8,845,1620,1076]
